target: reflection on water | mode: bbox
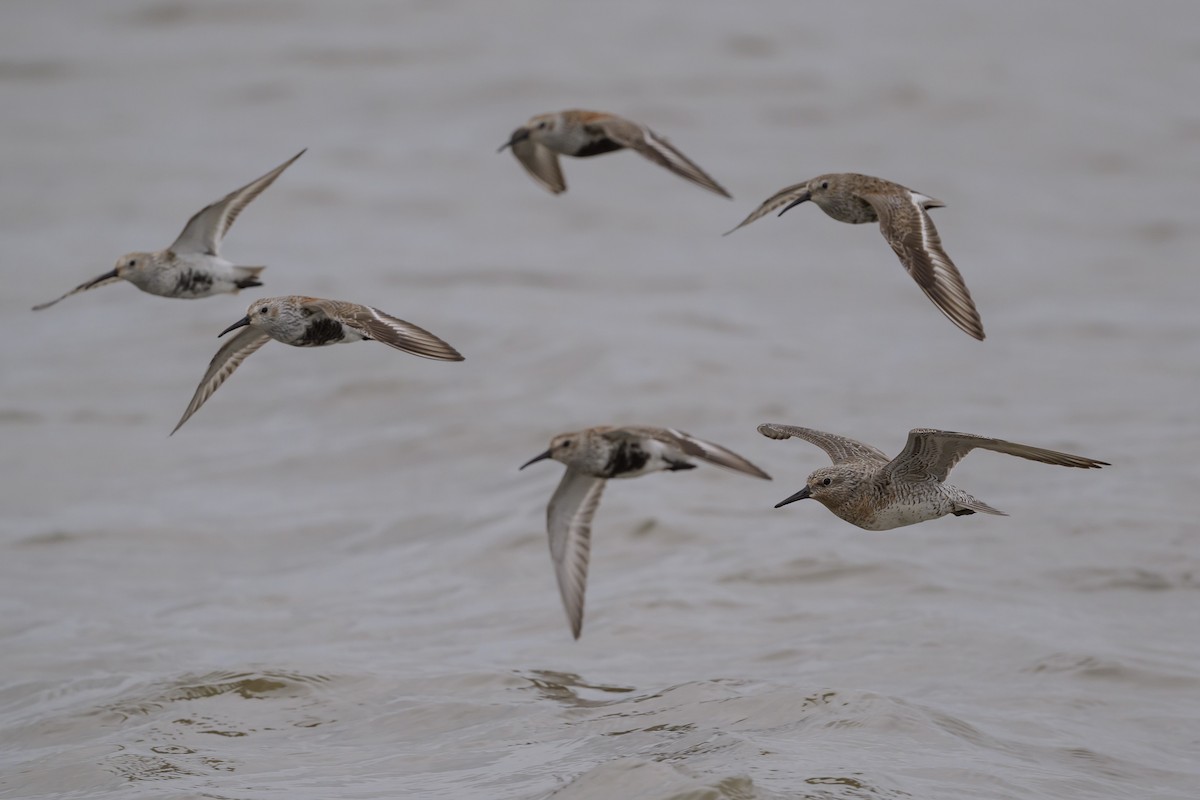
[519,670,636,708]
[98,670,336,720]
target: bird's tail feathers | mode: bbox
[911,192,946,209]
[953,495,1006,516]
[233,266,266,290]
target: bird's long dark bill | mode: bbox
[519,449,552,470]
[83,268,120,288]
[774,486,811,508]
[219,316,251,337]
[777,192,812,217]
[498,128,530,153]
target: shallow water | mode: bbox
[2,1,1199,798]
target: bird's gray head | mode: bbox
[220,297,301,338]
[520,430,585,470]
[498,112,563,152]
[111,251,157,286]
[526,112,564,137]
[775,465,860,510]
[777,174,840,217]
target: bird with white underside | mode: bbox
[33,150,305,311]
[758,423,1108,531]
[171,295,463,434]
[520,425,770,639]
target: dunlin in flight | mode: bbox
[33,150,305,311]
[727,173,985,340]
[758,423,1107,530]
[499,109,731,198]
[520,425,769,638]
[171,295,463,434]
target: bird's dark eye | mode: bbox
[537,121,547,129]
[820,181,829,190]
[822,477,832,486]
[560,439,573,448]
[259,307,268,314]
[127,260,136,267]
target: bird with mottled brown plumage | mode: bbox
[520,425,769,639]
[728,172,985,340]
[171,295,463,434]
[500,109,731,198]
[759,423,1107,530]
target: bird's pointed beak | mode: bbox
[774,485,811,508]
[498,128,530,153]
[519,449,553,470]
[778,191,812,217]
[88,268,121,286]
[218,316,251,337]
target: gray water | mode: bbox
[3,1,1199,798]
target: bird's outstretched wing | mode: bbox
[169,149,305,257]
[757,423,891,466]
[546,469,607,639]
[594,116,731,198]
[171,328,271,434]
[322,300,463,361]
[723,183,811,235]
[636,426,771,478]
[510,137,567,195]
[861,191,984,341]
[886,428,1109,482]
[32,270,122,311]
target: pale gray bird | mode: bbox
[33,150,305,311]
[172,295,463,434]
[520,425,770,639]
[758,423,1108,531]
[499,109,731,198]
[727,173,985,341]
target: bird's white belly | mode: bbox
[339,326,368,343]
[541,127,593,155]
[862,500,947,531]
[136,254,234,297]
[175,253,233,276]
[638,438,680,473]
[606,437,679,479]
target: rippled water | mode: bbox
[3,1,1199,798]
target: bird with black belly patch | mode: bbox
[499,109,731,198]
[33,150,305,310]
[171,296,463,434]
[520,425,770,639]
